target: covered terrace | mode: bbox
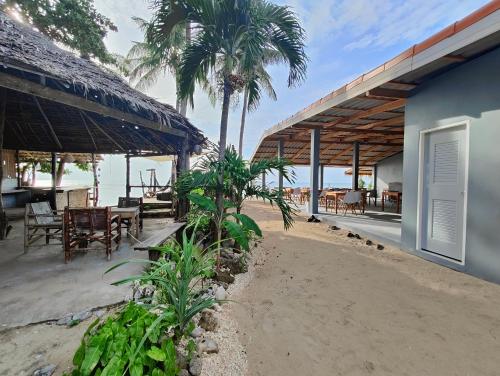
[251,2,500,245]
[0,12,204,327]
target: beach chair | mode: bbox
[63,207,121,262]
[24,201,63,252]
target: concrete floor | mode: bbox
[0,217,172,328]
[300,202,402,247]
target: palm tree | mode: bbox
[149,0,307,220]
[123,16,189,115]
[238,48,282,157]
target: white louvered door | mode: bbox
[421,125,466,261]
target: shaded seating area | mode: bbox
[0,12,204,262]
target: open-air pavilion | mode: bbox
[0,12,204,327]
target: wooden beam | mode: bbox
[328,146,353,164]
[291,143,310,160]
[365,88,410,99]
[0,72,186,138]
[32,96,63,150]
[81,111,126,152]
[363,147,402,164]
[79,112,98,151]
[266,138,403,147]
[388,81,417,90]
[442,54,467,62]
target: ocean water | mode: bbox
[35,156,373,205]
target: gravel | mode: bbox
[199,243,265,375]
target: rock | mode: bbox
[94,309,106,318]
[55,315,73,326]
[189,356,203,376]
[132,282,155,301]
[366,240,373,246]
[215,269,235,284]
[33,364,56,376]
[220,250,247,274]
[329,225,340,231]
[72,310,92,322]
[347,232,355,238]
[214,286,226,301]
[355,234,362,239]
[212,303,222,312]
[190,326,205,338]
[179,370,190,376]
[197,338,219,354]
[199,310,218,332]
[377,244,385,250]
[176,348,188,370]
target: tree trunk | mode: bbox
[56,160,65,186]
[215,78,232,270]
[91,154,99,206]
[0,88,7,239]
[178,22,191,118]
[31,162,36,186]
[238,86,249,158]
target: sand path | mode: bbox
[234,200,500,376]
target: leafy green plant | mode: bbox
[108,221,216,335]
[66,302,178,376]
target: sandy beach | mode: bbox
[233,200,500,376]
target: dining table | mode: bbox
[111,206,141,240]
[325,190,367,214]
[381,190,402,213]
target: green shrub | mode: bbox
[67,302,178,376]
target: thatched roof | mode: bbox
[0,11,204,154]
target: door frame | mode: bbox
[416,120,470,265]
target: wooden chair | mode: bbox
[63,207,121,263]
[118,197,144,231]
[24,202,63,252]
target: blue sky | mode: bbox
[50,0,490,199]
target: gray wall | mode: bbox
[402,46,500,284]
[376,152,403,197]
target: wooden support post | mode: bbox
[91,153,99,206]
[373,165,378,195]
[15,150,21,188]
[0,88,7,239]
[277,139,284,192]
[352,142,360,191]
[309,128,320,214]
[262,172,266,189]
[51,152,57,210]
[125,153,131,204]
[176,138,190,219]
[319,164,324,190]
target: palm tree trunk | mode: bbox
[178,22,191,118]
[31,162,36,186]
[56,160,65,186]
[215,78,231,270]
[238,87,249,158]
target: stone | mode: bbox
[94,309,106,318]
[190,326,205,338]
[355,234,362,239]
[347,232,355,238]
[33,364,56,376]
[214,285,226,301]
[212,303,222,312]
[215,269,235,284]
[189,356,203,376]
[366,240,373,246]
[377,244,385,250]
[176,348,188,370]
[72,310,92,322]
[199,310,218,332]
[197,338,219,354]
[179,370,190,376]
[55,315,73,326]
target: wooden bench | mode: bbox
[134,222,186,261]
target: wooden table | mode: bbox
[111,206,140,239]
[381,191,402,213]
[325,191,366,214]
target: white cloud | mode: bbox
[290,0,490,50]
